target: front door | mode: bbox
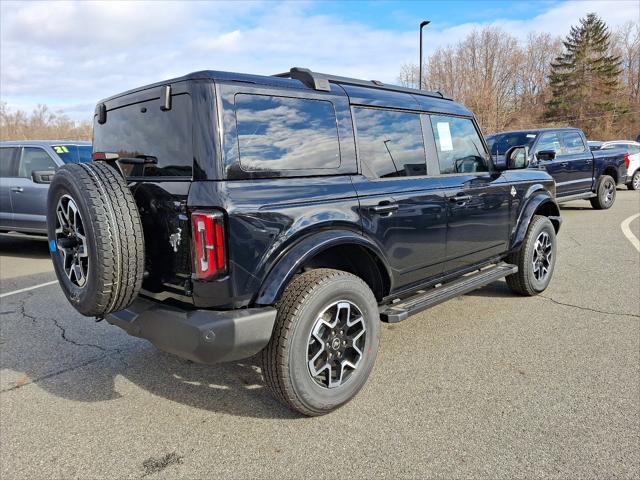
[351,106,448,291]
[10,147,58,233]
[427,114,511,273]
[532,131,568,195]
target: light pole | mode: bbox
[419,20,430,90]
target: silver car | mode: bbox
[0,140,92,235]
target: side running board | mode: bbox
[379,263,518,323]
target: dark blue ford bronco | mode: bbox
[47,68,561,415]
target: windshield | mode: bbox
[52,144,92,164]
[485,132,538,155]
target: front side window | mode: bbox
[18,147,57,178]
[93,93,193,178]
[353,107,426,178]
[535,132,563,156]
[52,145,92,164]
[560,131,586,154]
[235,94,340,172]
[430,115,488,174]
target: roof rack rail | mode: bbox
[273,67,447,99]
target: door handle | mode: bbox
[449,194,471,203]
[560,162,569,167]
[369,203,399,215]
[585,159,592,164]
[10,187,24,193]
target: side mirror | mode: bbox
[536,150,556,161]
[32,170,55,184]
[504,146,530,170]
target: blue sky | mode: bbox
[1,0,638,121]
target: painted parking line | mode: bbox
[0,280,59,299]
[621,213,640,252]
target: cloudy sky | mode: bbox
[1,0,638,121]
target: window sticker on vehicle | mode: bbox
[436,122,454,151]
[526,134,536,138]
[53,145,69,154]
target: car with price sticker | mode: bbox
[46,68,563,416]
[0,140,91,235]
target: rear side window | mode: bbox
[93,93,193,178]
[0,147,18,177]
[235,94,340,172]
[353,107,426,178]
[560,131,586,154]
[430,115,488,174]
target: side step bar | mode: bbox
[379,262,518,323]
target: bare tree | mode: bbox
[0,103,92,141]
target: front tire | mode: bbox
[506,215,557,296]
[627,170,640,191]
[590,175,616,209]
[261,269,380,416]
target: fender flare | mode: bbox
[254,230,391,306]
[510,191,561,250]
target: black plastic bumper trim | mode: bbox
[106,298,277,364]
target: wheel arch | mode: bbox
[603,165,619,184]
[510,192,561,251]
[254,230,392,306]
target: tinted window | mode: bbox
[235,94,340,172]
[52,145,92,164]
[353,107,426,178]
[430,115,488,174]
[535,132,563,156]
[560,131,586,154]
[93,94,193,177]
[485,132,538,155]
[0,147,17,177]
[18,147,57,177]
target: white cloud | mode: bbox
[1,0,637,121]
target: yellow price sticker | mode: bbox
[53,146,69,154]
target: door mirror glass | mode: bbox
[536,149,556,162]
[31,170,55,184]
[505,146,529,169]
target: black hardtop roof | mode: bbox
[97,67,463,112]
[486,127,582,137]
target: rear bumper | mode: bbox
[106,297,277,364]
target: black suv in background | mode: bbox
[47,68,561,415]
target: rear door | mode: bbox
[0,147,19,230]
[558,130,593,194]
[10,146,58,233]
[532,131,567,195]
[350,105,448,290]
[427,114,511,273]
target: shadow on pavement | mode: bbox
[4,318,300,419]
[0,233,50,259]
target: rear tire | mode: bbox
[627,170,640,191]
[590,175,616,209]
[261,269,380,416]
[506,215,556,296]
[47,162,145,317]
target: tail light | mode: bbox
[191,211,226,280]
[624,152,630,168]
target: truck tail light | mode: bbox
[191,211,226,280]
[624,152,630,168]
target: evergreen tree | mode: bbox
[546,13,623,135]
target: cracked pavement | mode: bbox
[1,191,639,479]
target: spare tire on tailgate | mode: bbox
[47,162,145,317]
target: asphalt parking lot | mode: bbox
[1,191,638,479]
